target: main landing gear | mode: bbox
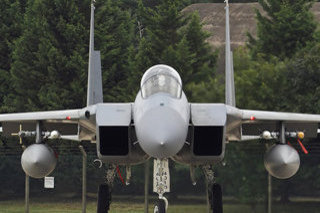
[153,159,170,213]
[203,165,223,213]
[97,165,116,213]
[96,164,132,213]
[210,183,223,213]
[97,184,112,213]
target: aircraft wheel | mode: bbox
[154,199,166,213]
[97,184,111,213]
[211,183,223,213]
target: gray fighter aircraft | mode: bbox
[1,1,320,213]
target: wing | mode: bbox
[242,109,320,123]
[0,109,82,137]
[240,109,320,140]
[190,104,320,141]
[0,103,133,142]
[0,109,81,122]
[221,2,320,141]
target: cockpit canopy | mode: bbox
[141,65,182,99]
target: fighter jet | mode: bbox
[1,1,320,213]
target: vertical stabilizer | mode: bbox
[225,0,236,107]
[87,1,103,106]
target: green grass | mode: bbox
[0,200,319,213]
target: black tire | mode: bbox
[97,184,111,213]
[211,183,223,213]
[154,199,166,213]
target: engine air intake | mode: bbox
[99,126,129,156]
[193,126,223,156]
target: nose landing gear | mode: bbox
[153,159,170,213]
[153,197,168,213]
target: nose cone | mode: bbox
[136,107,188,159]
[264,144,300,179]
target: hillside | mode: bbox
[184,2,320,48]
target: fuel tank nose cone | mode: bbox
[21,144,57,179]
[264,144,300,179]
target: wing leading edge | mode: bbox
[242,109,320,123]
[241,109,320,140]
[0,109,81,123]
[0,109,82,137]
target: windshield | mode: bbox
[141,65,182,99]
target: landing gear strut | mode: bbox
[97,184,111,213]
[153,159,170,213]
[203,165,223,213]
[210,183,223,213]
[97,165,116,213]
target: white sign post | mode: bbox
[44,177,55,189]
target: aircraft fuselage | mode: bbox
[133,65,190,159]
[134,91,190,159]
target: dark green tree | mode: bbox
[248,0,317,60]
[8,0,90,111]
[233,46,287,111]
[0,0,26,113]
[283,43,320,114]
[95,0,136,102]
[136,0,186,66]
[182,13,218,85]
[216,142,268,212]
[130,0,217,97]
